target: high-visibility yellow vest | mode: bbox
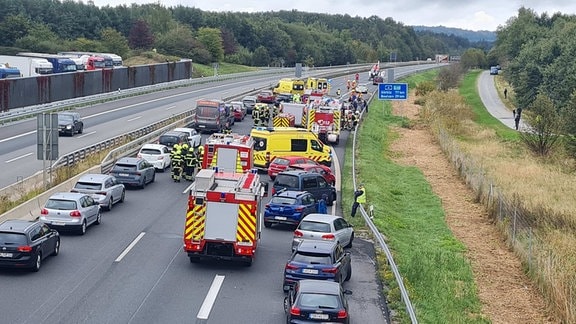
[357,188,366,203]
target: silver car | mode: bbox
[40,192,101,235]
[292,214,354,251]
[71,174,125,211]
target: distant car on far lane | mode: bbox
[257,90,276,104]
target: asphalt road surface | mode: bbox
[477,70,526,130]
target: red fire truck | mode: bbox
[183,169,265,266]
[306,97,342,145]
[202,133,255,172]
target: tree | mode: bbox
[100,27,130,57]
[0,14,32,46]
[252,46,270,66]
[520,92,563,156]
[197,27,224,62]
[129,19,155,50]
[460,48,487,70]
[14,22,60,52]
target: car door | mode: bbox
[303,193,317,215]
[29,225,45,258]
[83,195,98,224]
[316,176,332,200]
[302,175,320,199]
[40,223,57,254]
[333,218,346,245]
[108,177,122,203]
[334,218,351,246]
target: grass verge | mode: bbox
[192,62,259,77]
[341,73,488,323]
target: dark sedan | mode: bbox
[284,279,351,324]
[109,157,156,189]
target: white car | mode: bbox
[137,144,172,171]
[292,214,354,251]
[173,127,202,148]
[71,174,125,211]
[355,85,368,94]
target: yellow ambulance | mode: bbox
[250,127,332,169]
[273,78,305,95]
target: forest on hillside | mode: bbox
[0,0,480,67]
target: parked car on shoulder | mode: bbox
[137,143,172,171]
[173,127,202,148]
[109,157,155,189]
[292,214,354,251]
[283,240,351,292]
[57,112,83,136]
[242,96,257,114]
[40,192,101,235]
[272,170,336,205]
[284,279,351,324]
[0,219,60,272]
[257,90,276,104]
[71,174,125,211]
[264,191,317,228]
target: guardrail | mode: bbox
[350,71,422,323]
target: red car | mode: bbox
[268,156,330,181]
[289,163,336,186]
[230,101,245,121]
[257,90,276,104]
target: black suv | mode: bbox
[158,131,190,149]
[273,170,336,205]
[58,112,83,136]
[0,219,60,272]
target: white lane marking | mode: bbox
[332,146,340,216]
[127,116,142,122]
[197,275,226,320]
[165,105,176,111]
[77,131,96,139]
[115,232,146,262]
[5,152,33,163]
[0,130,35,144]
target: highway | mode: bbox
[0,64,439,323]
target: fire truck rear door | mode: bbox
[204,202,240,241]
[216,147,238,172]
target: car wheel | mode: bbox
[345,233,354,249]
[140,178,146,189]
[189,257,200,263]
[106,198,113,211]
[151,173,156,183]
[345,266,352,281]
[52,239,60,256]
[79,220,87,235]
[78,125,83,134]
[264,221,272,228]
[242,259,252,267]
[32,253,42,272]
[95,212,102,225]
[119,190,125,203]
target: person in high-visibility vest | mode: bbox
[171,150,183,182]
[336,88,341,97]
[196,146,204,169]
[351,184,366,217]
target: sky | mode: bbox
[88,0,576,31]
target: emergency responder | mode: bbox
[184,146,195,181]
[196,146,205,169]
[171,149,183,182]
[336,88,341,97]
[346,80,351,91]
[355,73,359,82]
[262,105,270,124]
[223,122,232,134]
[351,184,366,217]
[180,143,190,180]
[253,105,262,127]
[271,103,279,119]
[352,110,360,129]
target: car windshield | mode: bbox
[292,252,332,264]
[243,99,255,104]
[58,115,73,122]
[275,175,299,189]
[0,233,28,245]
[197,106,218,118]
[74,181,102,190]
[298,293,339,309]
[272,158,290,166]
[270,196,297,205]
[159,136,180,146]
[112,163,137,172]
[140,148,162,155]
[45,199,77,210]
[299,221,331,233]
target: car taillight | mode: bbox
[18,246,32,252]
[322,267,338,273]
[337,309,348,319]
[290,306,301,316]
[271,188,276,195]
[70,210,82,217]
[70,189,78,193]
[41,208,49,215]
[295,206,304,212]
[265,204,270,209]
[136,172,141,176]
[294,230,303,238]
[96,191,106,196]
[322,233,335,240]
[158,156,164,160]
[285,263,299,270]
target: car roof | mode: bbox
[141,143,167,150]
[116,157,143,164]
[273,156,312,163]
[173,127,194,133]
[0,219,38,232]
[243,96,256,100]
[296,240,337,254]
[77,173,111,182]
[298,279,341,294]
[47,192,88,200]
[275,190,309,198]
[161,131,187,136]
[289,164,317,170]
[58,111,79,116]
[278,170,311,177]
[301,213,342,223]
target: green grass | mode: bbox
[459,70,519,141]
[192,62,259,77]
[341,73,489,323]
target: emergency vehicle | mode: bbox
[306,97,342,145]
[273,78,305,95]
[279,102,308,127]
[202,133,254,172]
[304,77,330,95]
[250,127,332,169]
[183,169,265,266]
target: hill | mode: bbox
[412,26,497,43]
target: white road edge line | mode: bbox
[5,152,33,163]
[115,232,146,262]
[126,116,142,122]
[197,275,225,320]
[165,105,176,110]
[331,146,340,216]
[77,131,96,139]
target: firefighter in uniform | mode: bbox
[171,149,183,182]
[262,105,270,125]
[253,105,262,127]
[180,143,190,180]
[223,122,232,134]
[184,146,196,181]
[336,88,341,97]
[271,104,279,119]
[196,146,205,170]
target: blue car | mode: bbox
[283,240,352,292]
[264,191,317,228]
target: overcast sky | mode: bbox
[89,0,576,31]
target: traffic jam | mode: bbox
[0,72,375,323]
